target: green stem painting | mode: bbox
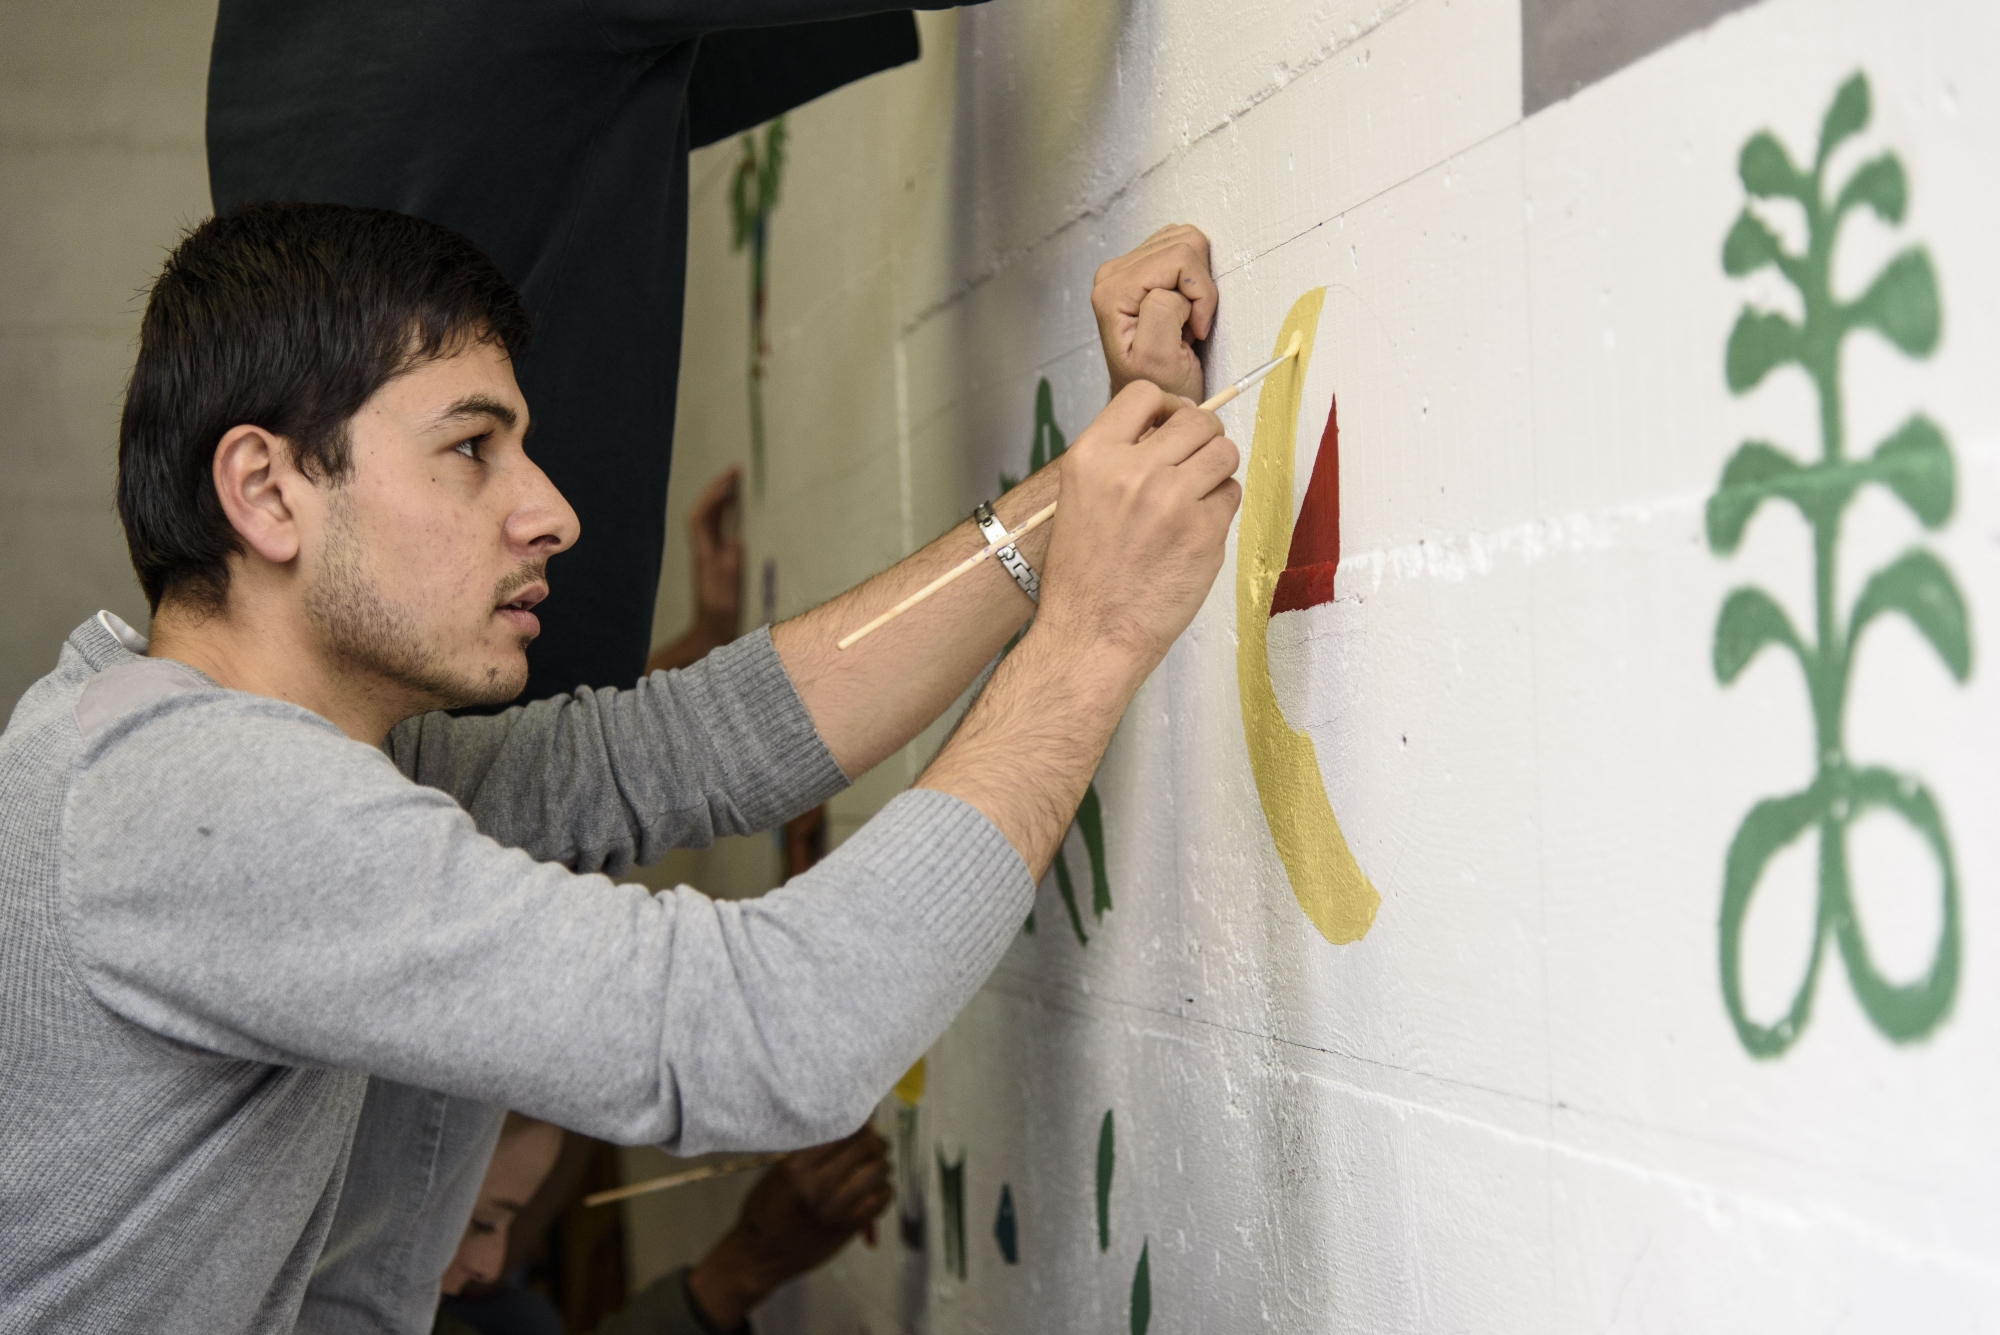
[730,119,787,498]
[1004,378,1113,946]
[936,1146,967,1280]
[1095,1108,1114,1253]
[1710,71,1968,1057]
[1130,1239,1151,1335]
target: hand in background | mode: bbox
[646,467,744,674]
[688,467,744,646]
[686,1126,892,1329]
[1091,223,1218,401]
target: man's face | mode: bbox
[300,339,578,713]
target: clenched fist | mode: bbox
[1092,224,1218,402]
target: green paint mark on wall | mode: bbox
[1130,1239,1151,1335]
[1094,1109,1114,1252]
[1003,378,1113,946]
[936,1147,966,1280]
[1711,70,1968,1057]
[994,1182,1018,1264]
[730,118,787,498]
[1049,853,1090,947]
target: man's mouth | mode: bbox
[495,580,548,635]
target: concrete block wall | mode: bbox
[0,0,216,708]
[652,0,2000,1328]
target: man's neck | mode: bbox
[146,595,413,747]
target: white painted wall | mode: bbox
[651,0,2000,1328]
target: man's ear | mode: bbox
[212,424,307,565]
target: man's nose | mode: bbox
[508,456,581,558]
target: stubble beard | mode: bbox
[303,492,536,714]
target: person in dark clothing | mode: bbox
[207,2,963,702]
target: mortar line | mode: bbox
[982,967,2000,1217]
[898,0,1454,337]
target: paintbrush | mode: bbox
[835,332,1303,651]
[584,1151,788,1208]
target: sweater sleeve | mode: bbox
[62,692,1033,1153]
[385,628,848,874]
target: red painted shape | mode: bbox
[1269,395,1342,616]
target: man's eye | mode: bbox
[454,436,485,461]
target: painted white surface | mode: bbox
[651,0,2000,1326]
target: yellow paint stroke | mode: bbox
[892,1057,926,1106]
[1235,288,1380,944]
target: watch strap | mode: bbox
[973,501,1041,603]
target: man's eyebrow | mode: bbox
[427,393,518,432]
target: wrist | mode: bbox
[992,466,1060,566]
[1012,615,1149,712]
[687,1232,772,1331]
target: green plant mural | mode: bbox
[936,1147,967,1280]
[1710,71,1968,1057]
[1130,1239,1151,1335]
[1094,1108,1114,1252]
[993,1182,1018,1264]
[730,118,787,498]
[1003,378,1113,947]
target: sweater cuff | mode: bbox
[683,627,850,826]
[825,787,1036,981]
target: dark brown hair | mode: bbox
[117,201,532,612]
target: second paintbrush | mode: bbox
[835,331,1302,651]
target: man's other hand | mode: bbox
[685,1126,891,1328]
[645,467,744,675]
[1040,382,1241,675]
[689,467,744,647]
[1092,224,1218,401]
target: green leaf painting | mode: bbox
[1095,1108,1114,1252]
[730,118,787,497]
[1710,72,1968,1057]
[1130,1239,1152,1335]
[1004,378,1114,946]
[937,1146,967,1280]
[993,1182,1018,1264]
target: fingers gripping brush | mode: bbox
[834,332,1303,651]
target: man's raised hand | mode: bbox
[1038,382,1241,675]
[1092,224,1218,401]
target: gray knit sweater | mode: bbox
[0,613,1033,1335]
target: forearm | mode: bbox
[771,465,1060,777]
[686,1238,770,1331]
[582,1268,736,1335]
[914,621,1144,880]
